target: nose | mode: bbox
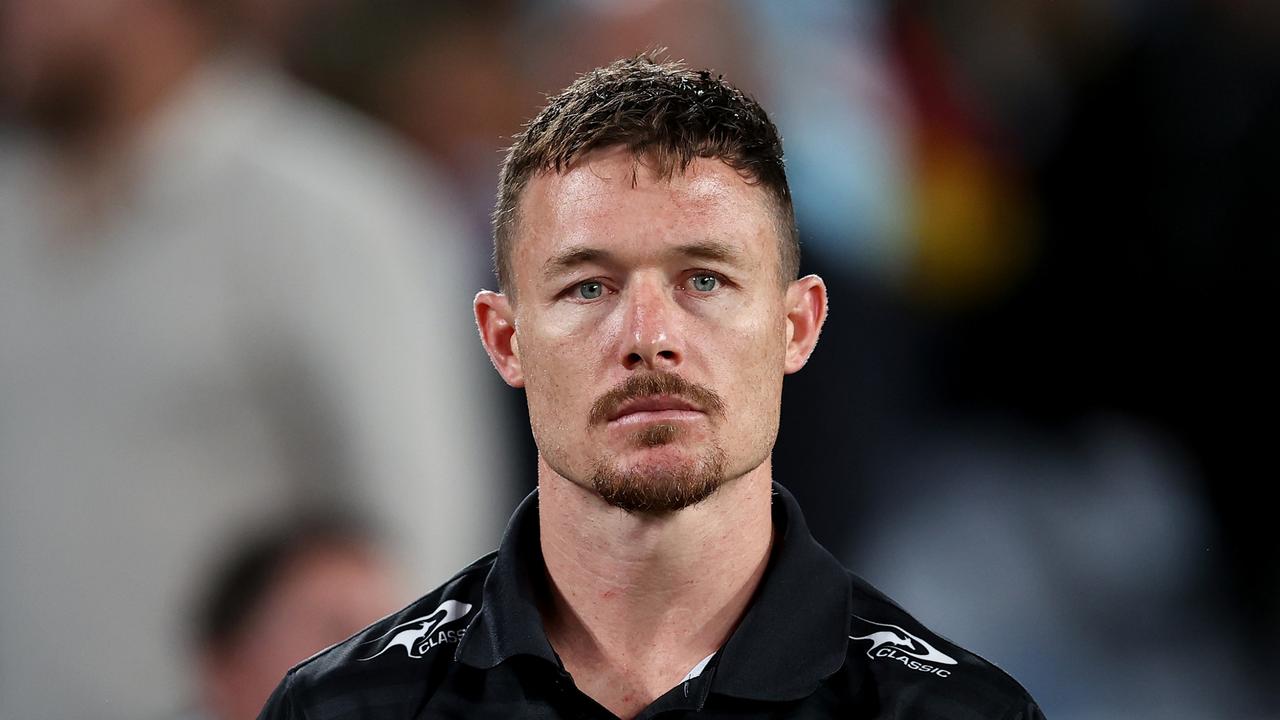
[619,277,683,371]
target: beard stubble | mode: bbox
[588,372,729,514]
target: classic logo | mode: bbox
[358,599,473,661]
[850,616,958,678]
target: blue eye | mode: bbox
[690,275,718,292]
[577,281,604,299]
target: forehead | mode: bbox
[512,147,779,285]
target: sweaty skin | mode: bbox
[476,147,827,719]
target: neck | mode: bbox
[538,459,774,719]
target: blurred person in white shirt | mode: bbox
[0,1,507,718]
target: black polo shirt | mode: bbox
[259,483,1044,719]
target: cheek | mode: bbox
[711,306,788,424]
[519,306,619,388]
[717,302,787,376]
[516,322,602,440]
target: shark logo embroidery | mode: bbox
[358,599,473,661]
[850,616,957,676]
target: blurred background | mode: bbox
[0,0,1275,718]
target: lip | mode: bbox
[607,395,704,423]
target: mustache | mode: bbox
[589,371,727,425]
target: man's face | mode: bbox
[481,146,823,513]
[200,543,401,720]
[0,0,124,131]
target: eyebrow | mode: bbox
[541,246,612,282]
[673,240,742,266]
[540,240,745,283]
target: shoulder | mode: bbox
[194,56,466,257]
[260,553,495,720]
[843,571,1045,719]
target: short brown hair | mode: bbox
[492,54,799,295]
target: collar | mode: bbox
[454,488,559,669]
[709,483,854,700]
[455,482,855,701]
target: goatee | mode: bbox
[591,440,727,514]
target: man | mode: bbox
[259,55,1045,719]
[0,1,502,717]
[189,516,402,720]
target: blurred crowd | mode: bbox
[1,1,1275,719]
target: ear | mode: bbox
[783,274,828,374]
[474,290,525,388]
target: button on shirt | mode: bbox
[259,484,1045,719]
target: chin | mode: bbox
[590,443,728,514]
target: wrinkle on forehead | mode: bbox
[555,151,742,218]
[512,150,780,294]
